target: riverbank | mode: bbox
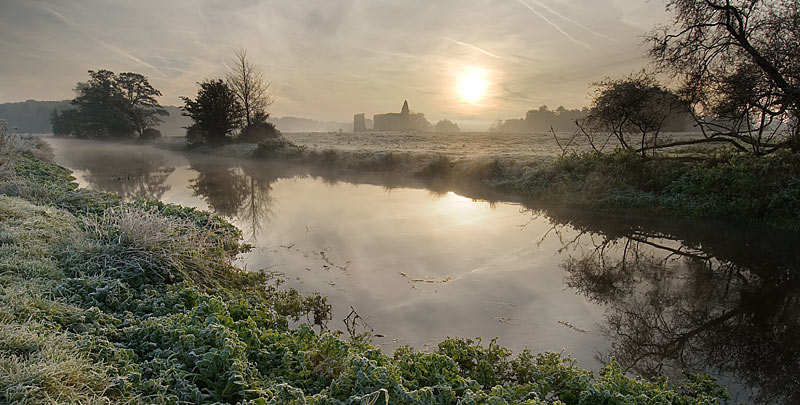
[156,133,800,230]
[0,136,728,402]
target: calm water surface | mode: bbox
[48,138,800,404]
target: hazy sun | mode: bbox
[457,68,489,104]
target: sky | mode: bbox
[0,0,669,129]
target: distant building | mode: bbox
[365,100,431,132]
[353,113,367,132]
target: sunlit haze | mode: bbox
[0,0,667,129]
[457,67,490,105]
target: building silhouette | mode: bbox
[354,100,431,132]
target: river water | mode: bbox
[48,138,800,404]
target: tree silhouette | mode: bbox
[116,72,168,136]
[57,70,168,140]
[181,79,244,144]
[226,47,274,128]
[578,72,687,156]
[648,0,800,154]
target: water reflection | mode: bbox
[548,211,800,404]
[54,145,175,200]
[188,157,277,241]
[48,138,800,404]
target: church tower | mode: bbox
[401,100,409,116]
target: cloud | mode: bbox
[525,0,618,43]
[41,4,168,78]
[0,0,665,120]
[514,0,591,49]
[440,36,503,59]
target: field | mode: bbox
[282,131,711,161]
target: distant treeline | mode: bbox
[268,116,351,133]
[491,105,692,133]
[0,100,351,135]
[0,100,71,133]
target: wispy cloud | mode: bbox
[514,0,591,49]
[526,0,618,43]
[41,5,168,78]
[440,36,503,59]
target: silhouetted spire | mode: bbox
[401,100,409,116]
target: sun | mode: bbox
[457,68,489,104]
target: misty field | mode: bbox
[281,131,712,161]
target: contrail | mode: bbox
[514,0,591,49]
[440,36,503,59]
[42,5,168,78]
[221,60,233,73]
[526,0,618,43]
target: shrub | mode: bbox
[239,121,280,143]
[253,136,306,159]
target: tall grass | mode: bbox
[68,205,225,286]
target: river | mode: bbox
[47,137,800,404]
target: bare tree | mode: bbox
[577,72,688,157]
[647,0,800,155]
[226,47,274,128]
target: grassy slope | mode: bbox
[0,137,729,403]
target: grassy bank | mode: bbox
[491,151,800,230]
[5,136,729,403]
[180,134,800,229]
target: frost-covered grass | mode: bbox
[0,137,730,403]
[492,150,800,229]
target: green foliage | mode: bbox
[494,150,800,228]
[181,79,245,144]
[56,69,168,139]
[50,108,79,136]
[0,142,729,403]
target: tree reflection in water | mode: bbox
[63,148,175,200]
[549,211,800,404]
[188,157,276,242]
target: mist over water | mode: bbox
[49,138,800,404]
